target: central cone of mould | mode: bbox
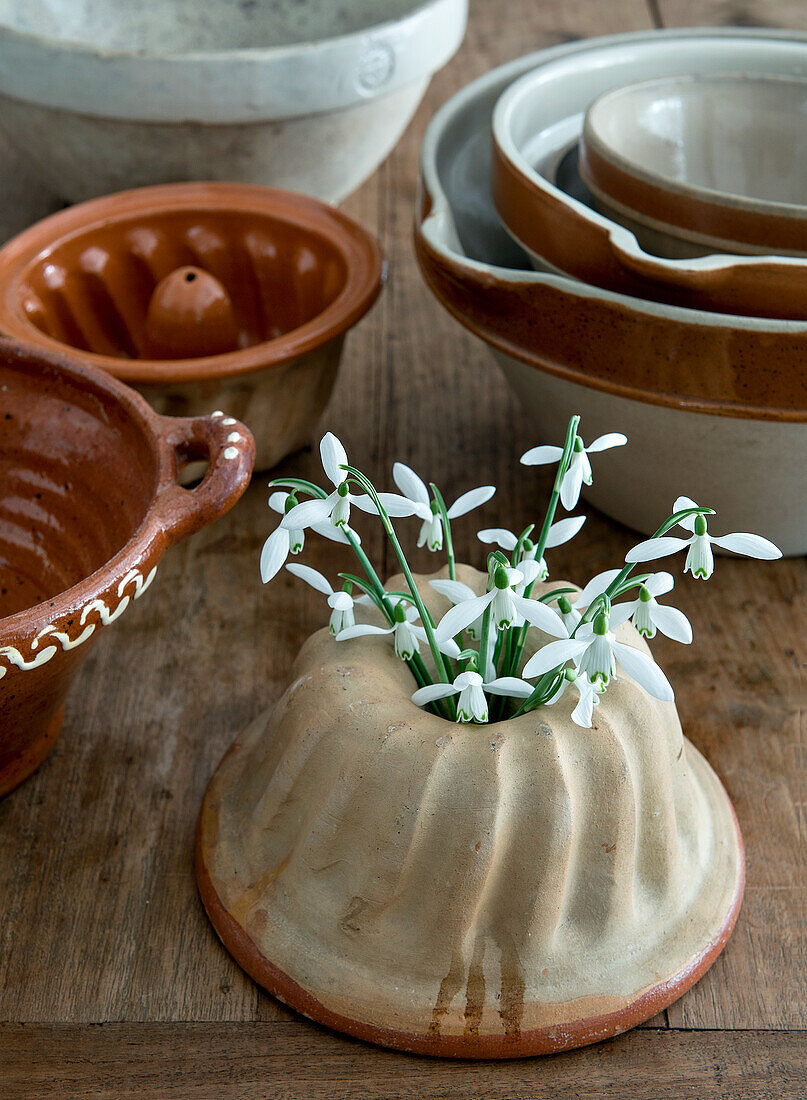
[144,265,239,359]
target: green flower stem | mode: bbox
[430,484,456,581]
[506,414,580,677]
[343,466,455,698]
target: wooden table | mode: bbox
[1,2,804,1096]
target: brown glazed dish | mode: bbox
[0,183,385,470]
[491,139,807,322]
[0,338,254,796]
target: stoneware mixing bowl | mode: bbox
[417,28,807,554]
[0,0,467,204]
[491,48,807,319]
[0,338,254,797]
[580,74,807,258]
[0,183,385,472]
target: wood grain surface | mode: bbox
[0,0,804,1096]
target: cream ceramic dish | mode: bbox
[581,74,807,258]
[417,28,807,555]
[197,568,743,1058]
[0,0,467,203]
[491,48,807,319]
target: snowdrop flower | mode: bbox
[392,462,495,551]
[609,572,692,642]
[433,564,567,641]
[625,497,781,580]
[411,672,533,724]
[521,432,627,510]
[260,491,352,584]
[429,578,485,640]
[337,601,461,662]
[550,568,622,632]
[285,563,368,635]
[523,610,674,701]
[478,515,585,579]
[546,668,606,728]
[282,434,417,535]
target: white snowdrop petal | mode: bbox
[429,579,478,604]
[673,496,701,531]
[313,521,352,545]
[571,686,596,728]
[513,595,568,638]
[609,602,636,629]
[392,462,431,508]
[350,493,380,515]
[586,432,627,453]
[650,603,693,644]
[625,535,691,563]
[259,527,290,583]
[522,638,588,678]
[645,571,675,596]
[412,683,458,705]
[575,568,622,609]
[286,562,333,596]
[560,461,584,510]
[710,532,782,559]
[434,592,495,642]
[484,677,534,698]
[518,559,542,587]
[477,528,518,550]
[520,444,563,466]
[282,496,333,530]
[320,432,348,486]
[377,492,421,517]
[447,485,496,519]
[612,642,674,701]
[328,591,354,611]
[268,491,289,513]
[336,624,392,640]
[544,515,586,548]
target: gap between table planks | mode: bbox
[0,0,804,1095]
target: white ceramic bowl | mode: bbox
[417,29,807,555]
[0,0,467,204]
[491,50,807,319]
[581,74,807,257]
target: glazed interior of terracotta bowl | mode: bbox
[0,0,422,51]
[13,210,349,361]
[0,350,157,618]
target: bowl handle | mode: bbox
[153,410,255,545]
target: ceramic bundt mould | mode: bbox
[0,338,255,797]
[0,183,385,471]
[197,566,743,1058]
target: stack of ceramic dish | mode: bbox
[416,28,807,555]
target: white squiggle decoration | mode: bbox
[0,566,157,680]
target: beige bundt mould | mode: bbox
[196,566,743,1057]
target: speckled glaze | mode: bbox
[491,38,807,320]
[417,29,807,554]
[0,339,254,796]
[0,0,467,203]
[0,183,385,471]
[197,568,743,1058]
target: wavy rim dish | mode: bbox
[417,27,807,421]
[0,182,386,385]
[0,0,468,122]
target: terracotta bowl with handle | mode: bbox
[0,338,255,796]
[0,182,385,472]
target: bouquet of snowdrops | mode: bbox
[260,415,780,727]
